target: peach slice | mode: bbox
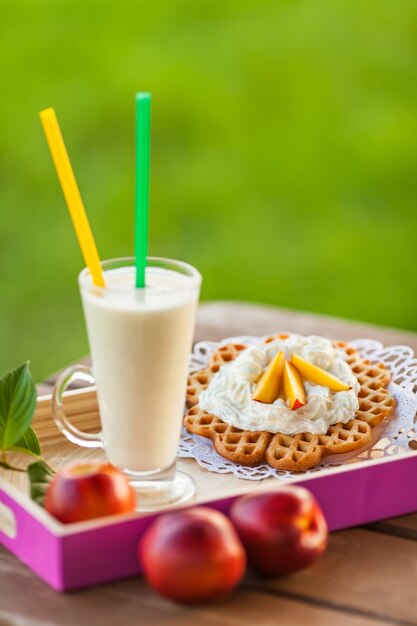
[291,353,351,392]
[283,361,307,410]
[252,351,285,404]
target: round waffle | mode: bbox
[184,339,396,471]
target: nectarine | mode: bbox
[139,506,246,603]
[229,486,328,577]
[291,353,351,392]
[283,360,307,409]
[45,462,136,523]
[252,351,285,404]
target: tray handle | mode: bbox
[0,498,18,540]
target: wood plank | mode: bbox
[368,512,417,541]
[195,302,417,350]
[247,527,417,625]
[36,383,53,396]
[0,545,400,626]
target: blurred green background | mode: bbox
[1,0,417,382]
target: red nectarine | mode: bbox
[229,486,327,576]
[139,506,246,603]
[45,462,136,523]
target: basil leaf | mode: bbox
[0,363,36,450]
[27,460,55,506]
[10,427,41,457]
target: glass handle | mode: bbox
[51,365,103,448]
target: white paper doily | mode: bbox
[178,336,417,481]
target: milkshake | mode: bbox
[79,260,200,473]
[52,257,201,509]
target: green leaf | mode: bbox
[11,427,41,457]
[27,460,55,506]
[0,362,36,450]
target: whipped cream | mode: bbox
[199,334,360,435]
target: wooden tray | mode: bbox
[1,386,417,591]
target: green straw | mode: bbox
[135,92,151,288]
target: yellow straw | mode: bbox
[39,108,105,287]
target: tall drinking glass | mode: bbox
[52,257,201,510]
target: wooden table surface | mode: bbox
[3,302,417,626]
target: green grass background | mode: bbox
[1,0,417,382]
